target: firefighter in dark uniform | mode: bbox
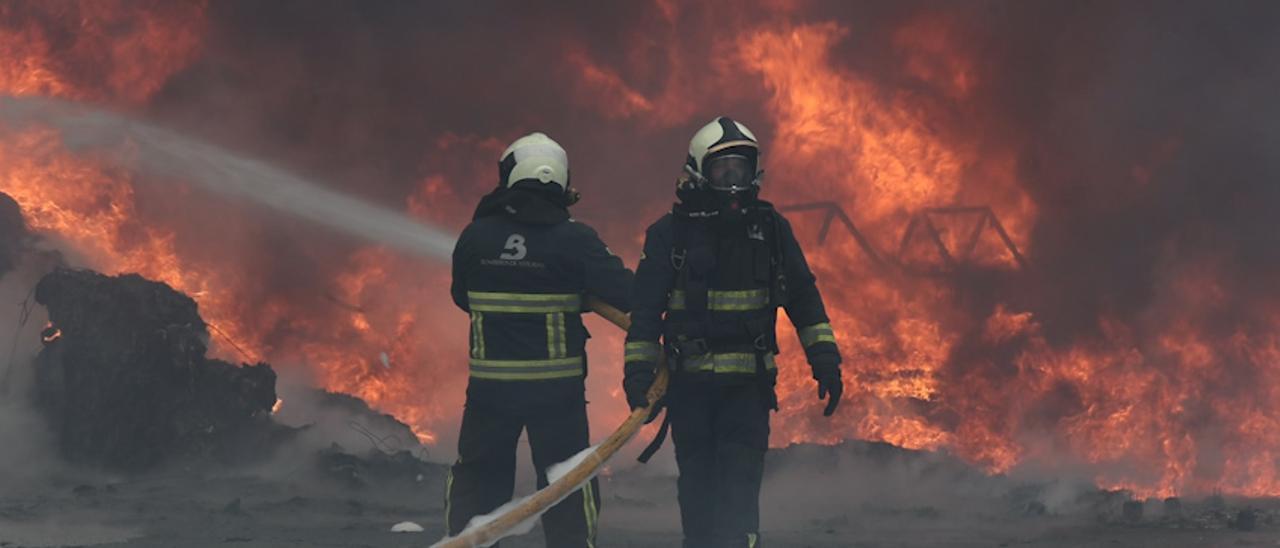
[447,132,633,547]
[623,117,844,548]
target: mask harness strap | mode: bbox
[640,216,699,463]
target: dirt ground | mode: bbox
[1,442,1277,547]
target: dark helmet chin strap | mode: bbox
[564,187,581,206]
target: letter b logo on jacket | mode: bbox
[500,234,527,260]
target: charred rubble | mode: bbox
[28,266,435,483]
[0,192,28,277]
[0,190,426,477]
[294,389,435,489]
[34,267,287,471]
[28,265,432,484]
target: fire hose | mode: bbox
[430,297,669,548]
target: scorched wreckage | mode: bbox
[1,0,1279,546]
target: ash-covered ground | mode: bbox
[1,440,1278,548]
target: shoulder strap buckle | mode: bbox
[670,247,687,271]
[753,334,770,352]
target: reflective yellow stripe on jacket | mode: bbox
[467,291,582,313]
[668,288,770,311]
[546,312,568,358]
[469,357,583,381]
[470,311,485,359]
[624,341,661,364]
[682,352,776,374]
[798,322,836,348]
[466,291,583,381]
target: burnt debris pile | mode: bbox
[0,192,28,277]
[284,389,435,489]
[33,267,286,471]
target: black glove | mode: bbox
[623,362,656,411]
[811,361,842,417]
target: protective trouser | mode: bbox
[445,399,600,547]
[669,378,771,548]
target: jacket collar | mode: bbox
[472,187,571,225]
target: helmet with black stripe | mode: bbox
[683,116,762,195]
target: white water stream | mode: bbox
[0,95,458,260]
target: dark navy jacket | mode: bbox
[624,201,840,388]
[451,188,633,405]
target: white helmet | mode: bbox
[499,132,570,192]
[684,116,761,192]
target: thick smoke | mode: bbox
[0,197,61,489]
[948,0,1280,336]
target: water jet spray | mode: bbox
[0,95,458,261]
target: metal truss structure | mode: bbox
[777,202,1026,276]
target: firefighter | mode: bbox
[623,117,843,548]
[447,132,633,547]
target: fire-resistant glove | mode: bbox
[811,359,843,417]
[623,362,656,411]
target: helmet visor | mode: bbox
[705,154,754,191]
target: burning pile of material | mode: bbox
[33,267,284,471]
[0,187,429,476]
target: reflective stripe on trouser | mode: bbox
[625,341,661,364]
[582,478,599,547]
[797,322,835,347]
[668,288,770,311]
[443,465,456,535]
[469,357,583,381]
[670,380,769,547]
[447,396,598,547]
[682,352,776,374]
[467,291,582,313]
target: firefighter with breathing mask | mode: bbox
[623,117,844,548]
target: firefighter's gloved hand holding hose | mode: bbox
[623,353,666,424]
[623,363,656,412]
